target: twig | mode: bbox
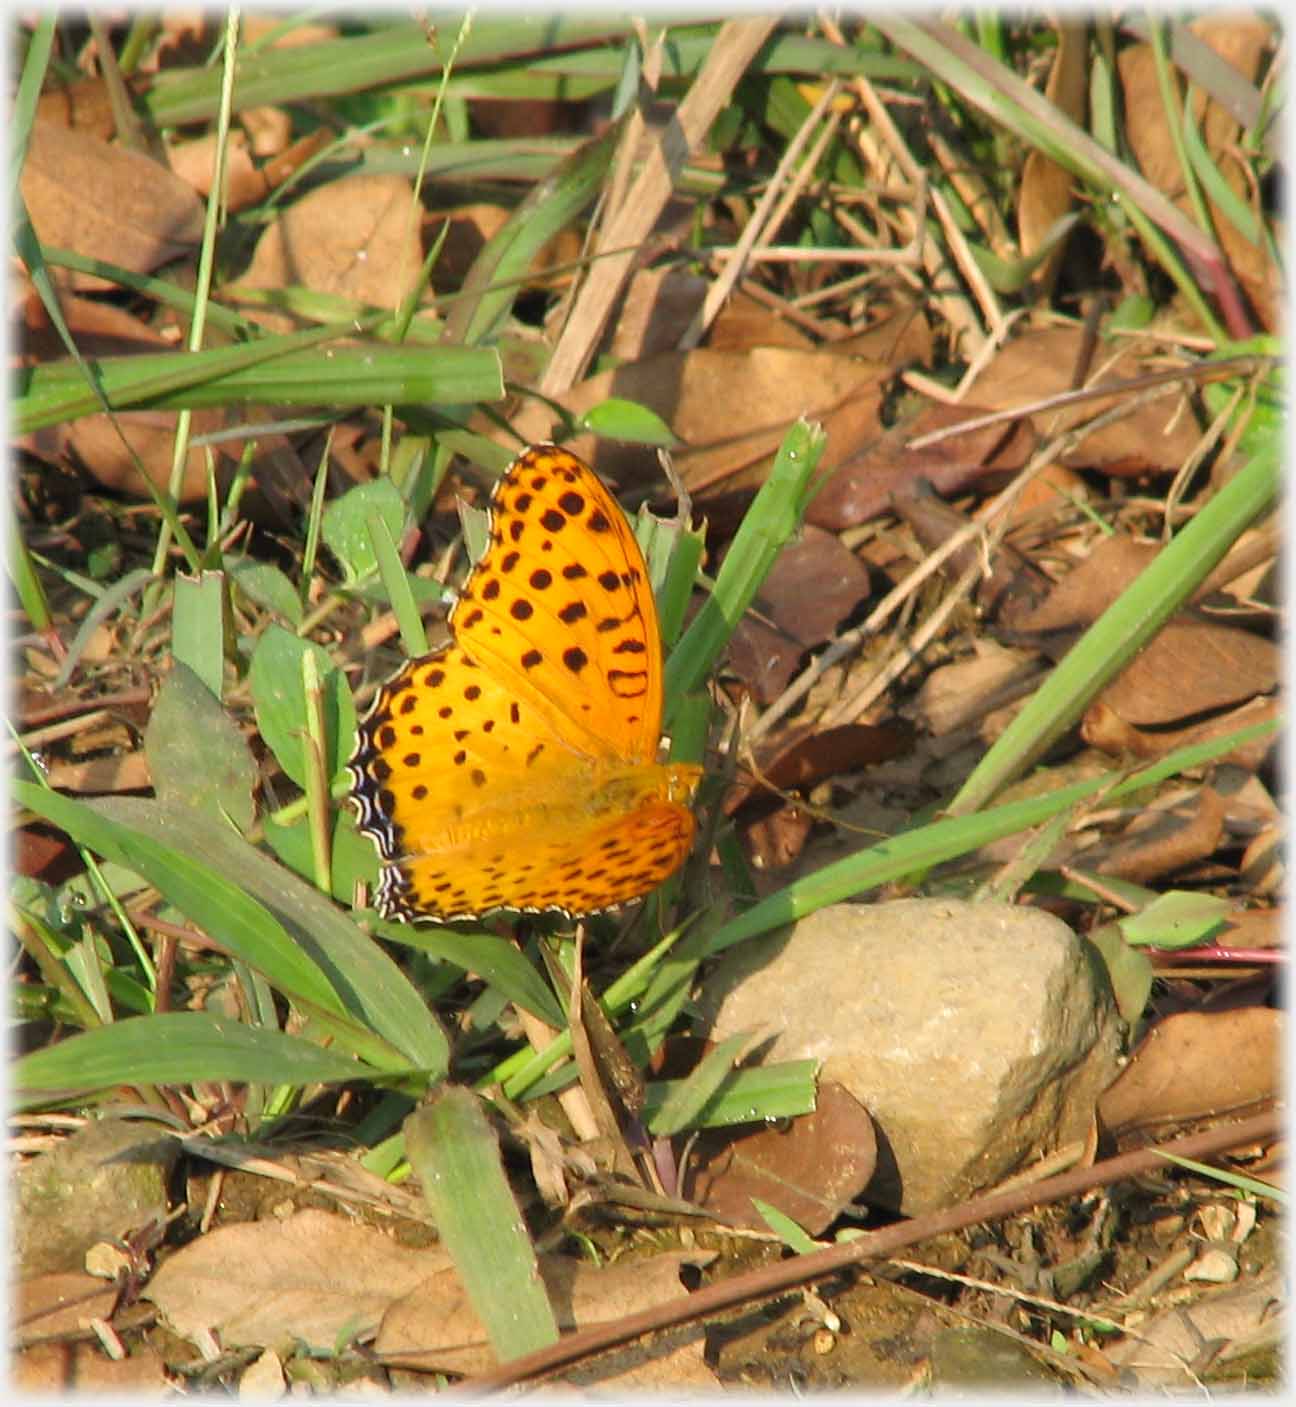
[461,1112,1278,1390]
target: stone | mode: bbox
[14,1117,177,1278]
[696,899,1124,1214]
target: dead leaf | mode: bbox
[1091,785,1226,884]
[959,326,1205,472]
[611,267,711,360]
[681,1082,877,1234]
[1010,535,1278,725]
[1107,1267,1282,1388]
[706,286,816,352]
[226,173,426,334]
[805,400,1036,532]
[20,121,204,292]
[142,1207,446,1352]
[14,1272,119,1346]
[1098,1007,1281,1134]
[12,1341,170,1394]
[1119,17,1279,330]
[723,525,873,704]
[376,1250,709,1378]
[501,346,888,500]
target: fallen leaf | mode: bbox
[501,346,888,501]
[20,121,204,292]
[1090,786,1226,885]
[1098,1006,1281,1134]
[681,1082,877,1234]
[959,325,1205,473]
[376,1249,710,1378]
[226,173,426,334]
[143,1207,446,1352]
[723,525,873,704]
[13,1272,118,1346]
[12,1342,170,1394]
[805,400,1036,532]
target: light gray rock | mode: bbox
[697,899,1124,1214]
[15,1117,177,1277]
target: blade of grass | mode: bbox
[405,1090,559,1361]
[666,418,826,700]
[16,339,504,432]
[948,439,1279,814]
[13,1011,382,1109]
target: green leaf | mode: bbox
[1118,891,1231,950]
[645,1028,761,1136]
[102,798,451,1076]
[13,1012,377,1109]
[229,560,304,626]
[577,398,681,447]
[13,782,345,1018]
[249,625,356,789]
[322,477,407,586]
[444,118,621,348]
[405,1090,559,1360]
[376,924,566,1030]
[642,1060,818,1130]
[752,1199,819,1253]
[667,418,826,699]
[1085,925,1155,1026]
[145,662,257,833]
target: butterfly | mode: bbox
[347,444,702,921]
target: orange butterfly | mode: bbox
[348,445,702,921]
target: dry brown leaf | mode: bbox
[43,753,151,796]
[706,286,816,352]
[376,1250,709,1378]
[20,121,204,292]
[681,1082,877,1234]
[723,524,872,704]
[1098,1006,1281,1133]
[13,1341,170,1394]
[1099,618,1278,726]
[13,1272,119,1346]
[35,74,119,139]
[914,639,1043,740]
[167,129,262,207]
[226,173,426,334]
[1012,535,1278,725]
[1084,695,1280,770]
[1216,905,1281,950]
[805,400,1036,532]
[142,1207,445,1351]
[961,326,1204,472]
[611,267,711,360]
[1092,785,1226,884]
[502,346,888,499]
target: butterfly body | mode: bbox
[348,445,702,922]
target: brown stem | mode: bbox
[462,1111,1278,1391]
